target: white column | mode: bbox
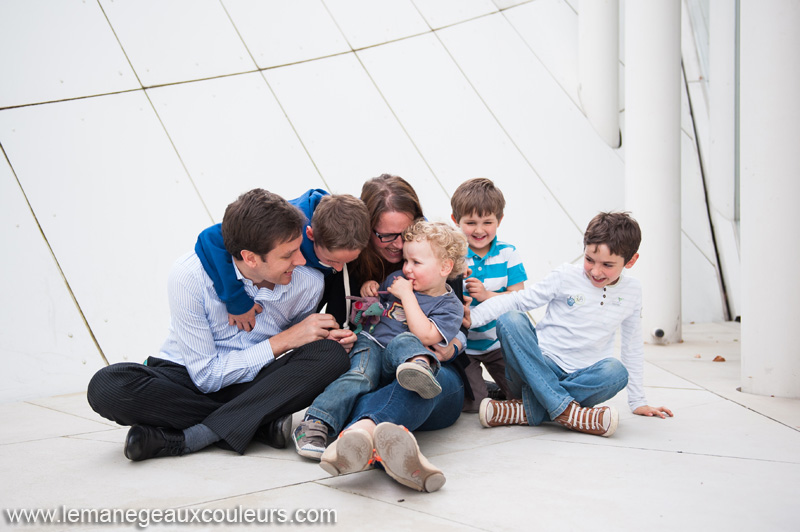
[624,0,682,344]
[578,0,620,148]
[740,0,800,398]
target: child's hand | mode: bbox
[465,277,490,302]
[360,280,380,297]
[461,295,473,329]
[329,328,357,354]
[633,405,674,419]
[228,303,263,332]
[387,276,414,300]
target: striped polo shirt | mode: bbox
[466,237,527,355]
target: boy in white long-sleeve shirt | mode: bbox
[468,212,672,437]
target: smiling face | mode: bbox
[583,243,638,288]
[240,235,306,289]
[372,210,415,264]
[401,239,452,296]
[454,211,501,257]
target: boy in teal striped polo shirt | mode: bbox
[451,178,528,412]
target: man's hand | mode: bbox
[428,339,461,363]
[361,280,380,297]
[329,328,357,354]
[633,405,674,419]
[228,303,263,332]
[270,313,340,356]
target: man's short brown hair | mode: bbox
[450,178,505,221]
[222,188,304,260]
[311,194,370,251]
[583,212,642,263]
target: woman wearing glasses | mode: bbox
[299,174,470,493]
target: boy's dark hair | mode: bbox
[583,212,642,263]
[222,188,304,260]
[450,178,505,221]
[312,194,370,251]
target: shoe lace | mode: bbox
[564,404,604,431]
[300,422,328,446]
[493,399,525,424]
[162,430,185,456]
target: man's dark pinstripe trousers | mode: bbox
[87,339,350,454]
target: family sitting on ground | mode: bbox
[87,174,672,493]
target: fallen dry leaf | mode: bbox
[713,355,726,362]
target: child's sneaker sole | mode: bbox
[373,422,445,493]
[319,429,374,476]
[396,362,442,399]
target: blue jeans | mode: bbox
[347,362,464,432]
[305,334,382,435]
[380,332,442,384]
[496,311,629,426]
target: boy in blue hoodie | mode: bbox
[195,189,371,332]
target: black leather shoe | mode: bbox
[254,414,293,449]
[124,425,186,461]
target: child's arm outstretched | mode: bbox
[387,276,444,346]
[620,292,674,419]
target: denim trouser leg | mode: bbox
[497,312,574,425]
[559,358,629,408]
[380,332,442,384]
[347,364,464,432]
[305,335,383,435]
[497,311,630,425]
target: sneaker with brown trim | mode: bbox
[372,422,445,493]
[553,401,619,437]
[479,398,527,428]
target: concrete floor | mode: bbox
[2,321,798,531]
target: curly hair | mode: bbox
[403,220,468,280]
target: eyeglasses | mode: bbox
[373,230,403,243]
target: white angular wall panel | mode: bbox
[224,0,350,68]
[504,0,580,105]
[0,160,104,402]
[439,15,625,232]
[681,130,716,265]
[412,0,498,29]
[100,0,253,87]
[148,73,325,221]
[324,0,429,49]
[0,0,138,108]
[263,53,449,218]
[681,235,725,324]
[0,93,212,365]
[358,33,581,279]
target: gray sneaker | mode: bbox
[293,419,329,460]
[396,359,442,399]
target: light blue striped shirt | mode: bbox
[465,238,527,355]
[158,252,323,393]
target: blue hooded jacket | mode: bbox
[194,189,330,315]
